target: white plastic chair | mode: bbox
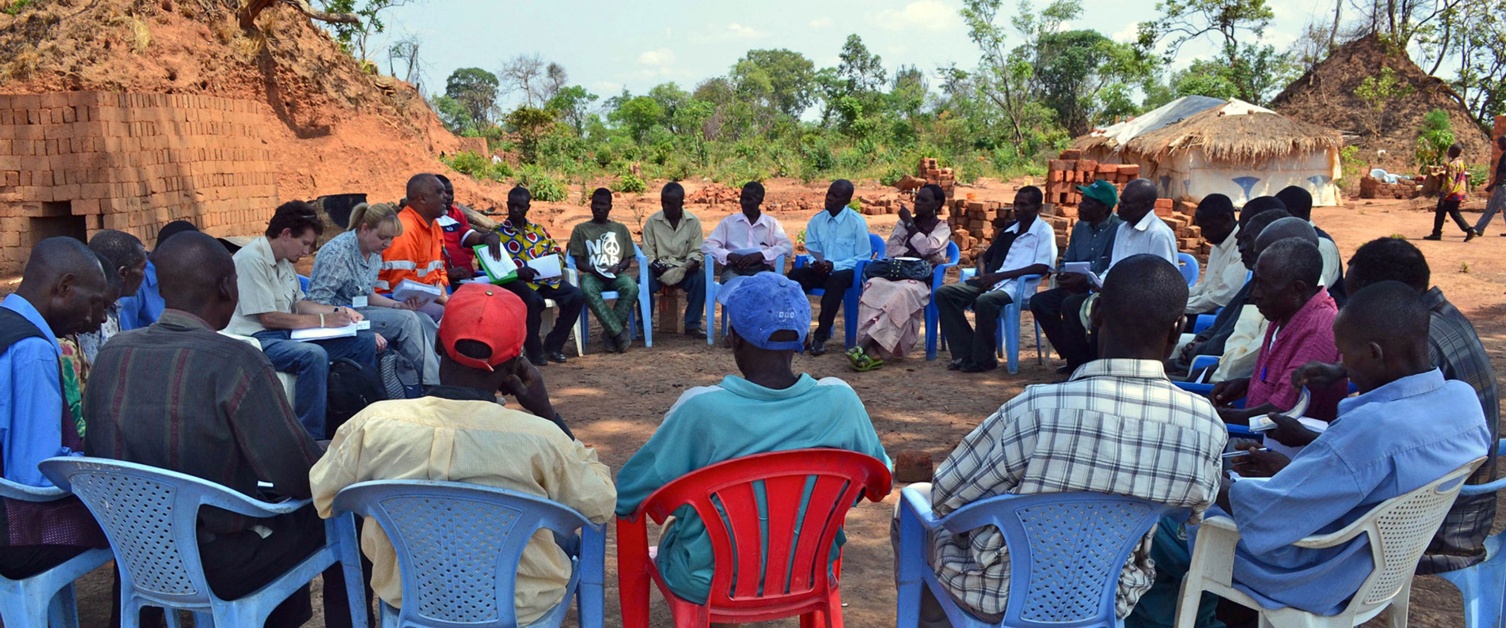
[539,268,586,358]
[1174,458,1484,628]
[38,457,368,628]
[0,479,112,628]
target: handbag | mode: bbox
[864,257,933,282]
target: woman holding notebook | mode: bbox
[309,202,440,389]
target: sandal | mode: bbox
[849,349,885,372]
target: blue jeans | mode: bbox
[253,329,378,439]
[650,268,706,330]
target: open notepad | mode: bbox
[473,245,519,285]
[1060,262,1103,289]
[291,320,371,342]
[392,279,443,306]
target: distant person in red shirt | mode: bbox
[434,174,501,284]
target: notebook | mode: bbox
[290,319,370,342]
[392,279,443,306]
[1060,262,1103,289]
[473,245,519,285]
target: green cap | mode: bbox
[1077,179,1118,208]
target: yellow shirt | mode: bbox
[309,394,616,624]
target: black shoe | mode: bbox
[1466,229,1479,242]
[947,359,965,370]
[547,351,568,364]
[809,338,829,356]
[613,329,633,353]
[528,353,548,367]
[961,361,999,373]
[684,327,705,338]
[1423,233,1443,241]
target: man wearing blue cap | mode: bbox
[615,271,890,606]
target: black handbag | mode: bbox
[864,257,933,282]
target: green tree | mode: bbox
[430,95,475,134]
[729,49,817,118]
[1354,67,1415,136]
[545,85,598,136]
[612,96,665,142]
[505,106,558,163]
[838,34,887,95]
[313,0,416,62]
[445,67,500,128]
[1168,59,1243,100]
[648,83,692,132]
[1137,0,1289,103]
[1034,29,1154,135]
[1415,109,1456,167]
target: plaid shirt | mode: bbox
[930,359,1227,618]
[1418,287,1500,573]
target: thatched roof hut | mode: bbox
[1073,96,1346,206]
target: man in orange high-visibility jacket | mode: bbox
[380,174,453,320]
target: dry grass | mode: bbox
[127,15,150,51]
[1,48,39,82]
[1076,106,1344,167]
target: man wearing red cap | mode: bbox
[310,283,615,625]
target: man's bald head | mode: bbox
[155,231,239,330]
[1094,254,1188,359]
[1253,217,1319,252]
[1238,209,1292,269]
[17,237,109,336]
[1117,179,1159,225]
[406,174,446,220]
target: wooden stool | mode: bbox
[658,286,681,335]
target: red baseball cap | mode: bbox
[438,283,528,371]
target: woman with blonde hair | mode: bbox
[310,201,439,388]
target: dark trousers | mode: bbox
[253,329,379,440]
[648,269,707,330]
[0,544,88,580]
[787,267,856,341]
[1433,197,1473,236]
[1031,287,1096,369]
[935,283,1012,367]
[498,280,586,358]
[200,507,354,628]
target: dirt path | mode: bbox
[59,189,1506,627]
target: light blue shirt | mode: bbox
[615,374,890,603]
[0,294,68,487]
[1219,369,1489,614]
[117,260,163,331]
[804,208,871,272]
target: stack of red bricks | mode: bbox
[1045,149,1139,206]
[1155,199,1209,255]
[918,158,956,199]
[0,91,279,274]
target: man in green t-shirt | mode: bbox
[568,188,640,353]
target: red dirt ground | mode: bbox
[39,180,1506,627]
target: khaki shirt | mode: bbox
[309,394,616,625]
[642,210,704,266]
[227,236,301,336]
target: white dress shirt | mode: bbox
[1315,229,1342,288]
[989,217,1058,296]
[1108,211,1179,274]
[1186,225,1249,314]
[702,212,795,266]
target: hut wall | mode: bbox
[1081,146,1342,207]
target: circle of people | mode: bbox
[0,168,1497,628]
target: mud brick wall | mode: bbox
[0,92,279,274]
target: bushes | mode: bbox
[517,166,568,202]
[612,172,647,193]
[442,151,513,182]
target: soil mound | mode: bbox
[1271,34,1491,171]
[0,0,511,213]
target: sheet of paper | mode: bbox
[392,279,443,306]
[525,254,563,280]
[351,296,368,308]
[1060,261,1102,288]
[291,323,359,342]
[473,245,519,284]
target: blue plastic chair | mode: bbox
[897,486,1173,627]
[944,268,1045,374]
[1436,438,1506,628]
[565,243,653,352]
[704,253,787,346]
[921,242,963,361]
[298,274,311,293]
[38,457,367,628]
[793,233,885,349]
[331,479,606,628]
[0,479,112,628]
[1177,253,1199,287]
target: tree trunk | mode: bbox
[239,0,360,31]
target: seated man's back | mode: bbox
[310,284,615,625]
[922,255,1226,623]
[615,272,889,603]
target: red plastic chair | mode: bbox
[617,449,893,627]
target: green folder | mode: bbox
[473,245,519,285]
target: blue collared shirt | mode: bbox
[117,260,163,331]
[1220,369,1490,614]
[804,208,871,272]
[0,294,68,487]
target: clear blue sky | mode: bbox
[375,0,1327,107]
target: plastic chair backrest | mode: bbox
[332,480,591,626]
[940,491,1171,626]
[634,450,891,611]
[38,458,286,608]
[1176,253,1199,287]
[1343,460,1481,609]
[868,233,886,258]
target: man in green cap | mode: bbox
[937,186,1058,372]
[1032,180,1122,374]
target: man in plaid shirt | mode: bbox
[902,254,1227,625]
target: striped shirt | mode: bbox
[379,206,448,292]
[83,310,323,535]
[1418,287,1500,573]
[930,359,1227,618]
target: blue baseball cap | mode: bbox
[726,272,810,352]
